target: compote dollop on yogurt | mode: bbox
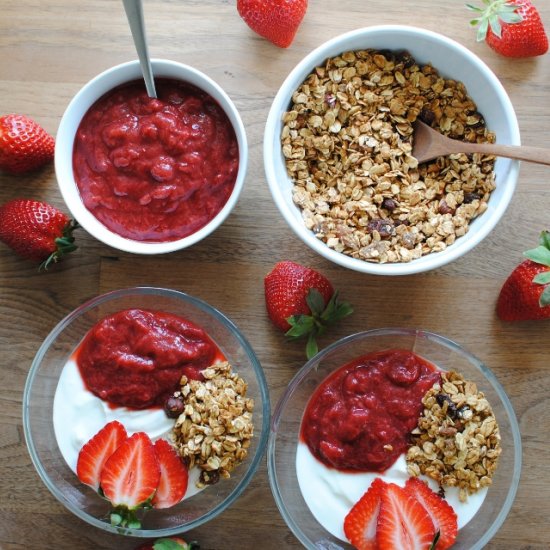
[296,349,488,542]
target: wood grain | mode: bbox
[1,1,549,548]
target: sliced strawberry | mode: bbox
[151,439,189,509]
[376,482,436,550]
[404,478,458,550]
[100,432,160,528]
[344,478,385,550]
[76,421,128,491]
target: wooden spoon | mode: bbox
[412,119,550,166]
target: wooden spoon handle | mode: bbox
[460,142,550,166]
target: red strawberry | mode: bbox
[404,478,458,550]
[135,537,200,550]
[0,114,55,174]
[376,482,436,550]
[100,432,160,528]
[237,0,308,48]
[497,230,550,321]
[151,439,189,509]
[264,260,353,358]
[0,198,78,269]
[468,0,548,57]
[76,421,128,491]
[344,478,384,550]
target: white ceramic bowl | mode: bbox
[55,59,248,254]
[264,25,520,275]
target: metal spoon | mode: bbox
[412,119,550,166]
[122,0,157,98]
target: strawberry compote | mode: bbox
[76,309,222,409]
[300,349,441,472]
[73,79,239,242]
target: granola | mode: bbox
[406,371,502,502]
[171,361,254,488]
[281,49,496,263]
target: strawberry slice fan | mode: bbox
[344,478,458,550]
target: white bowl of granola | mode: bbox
[264,26,520,275]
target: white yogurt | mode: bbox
[296,441,487,542]
[53,358,202,498]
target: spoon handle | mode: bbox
[122,0,157,98]
[459,141,550,166]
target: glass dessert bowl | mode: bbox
[23,287,270,537]
[268,328,521,549]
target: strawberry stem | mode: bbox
[39,219,79,271]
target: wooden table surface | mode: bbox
[1,1,549,549]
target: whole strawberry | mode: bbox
[468,0,548,58]
[0,198,78,269]
[497,230,550,321]
[0,114,55,174]
[264,260,352,358]
[237,0,308,48]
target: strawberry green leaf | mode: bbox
[466,4,483,14]
[524,245,550,267]
[533,272,550,285]
[539,285,550,307]
[110,512,123,526]
[153,540,191,550]
[306,332,319,360]
[476,18,490,41]
[539,230,550,249]
[320,291,354,324]
[489,14,502,37]
[306,288,326,316]
[332,302,354,323]
[499,10,522,24]
[286,314,315,338]
[320,292,337,322]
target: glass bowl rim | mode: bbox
[267,327,522,549]
[23,286,271,537]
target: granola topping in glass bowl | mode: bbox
[406,370,502,502]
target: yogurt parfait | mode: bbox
[295,348,502,549]
[53,308,255,528]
